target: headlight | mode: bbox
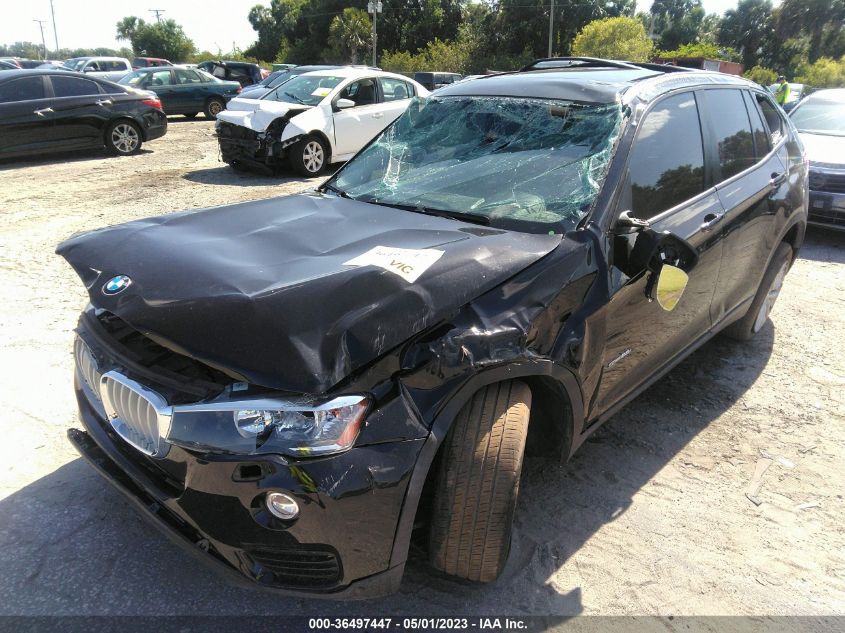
[166,395,369,457]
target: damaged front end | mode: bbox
[216,117,303,171]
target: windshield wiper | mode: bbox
[322,183,350,198]
[359,199,490,225]
[284,91,307,105]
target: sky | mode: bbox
[5,0,759,56]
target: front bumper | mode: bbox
[70,373,425,598]
[808,167,845,231]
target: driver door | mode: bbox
[331,78,385,157]
[592,91,726,419]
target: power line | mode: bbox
[33,19,47,59]
[49,0,59,53]
[149,8,166,23]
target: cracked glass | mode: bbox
[331,96,623,233]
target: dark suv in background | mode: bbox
[60,58,806,598]
[413,71,462,91]
[197,60,264,87]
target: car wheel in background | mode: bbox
[183,112,198,119]
[105,120,143,156]
[289,135,328,177]
[722,242,793,340]
[204,98,225,120]
[428,380,531,582]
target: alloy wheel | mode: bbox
[753,259,789,333]
[111,123,139,154]
[208,100,223,117]
[303,141,324,173]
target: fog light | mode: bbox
[265,492,299,520]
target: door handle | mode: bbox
[96,99,113,106]
[769,171,787,188]
[33,107,54,116]
[700,211,725,231]
[372,112,384,119]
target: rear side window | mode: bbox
[379,77,413,101]
[756,93,784,145]
[628,92,706,219]
[699,89,756,181]
[0,77,46,102]
[743,91,770,157]
[51,76,100,97]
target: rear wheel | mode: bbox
[289,135,328,177]
[105,120,142,156]
[204,98,225,119]
[722,242,792,340]
[428,380,531,582]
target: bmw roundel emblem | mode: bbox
[102,275,132,295]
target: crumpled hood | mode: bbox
[799,132,845,167]
[217,99,310,133]
[57,193,561,394]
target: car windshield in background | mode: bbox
[262,74,343,105]
[330,96,622,233]
[790,101,845,136]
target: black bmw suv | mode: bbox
[59,59,807,597]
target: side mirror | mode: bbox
[654,265,689,312]
[335,98,356,110]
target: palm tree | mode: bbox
[329,8,373,65]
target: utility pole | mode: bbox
[149,9,165,23]
[548,0,554,58]
[34,19,48,60]
[368,1,382,68]
[49,0,59,54]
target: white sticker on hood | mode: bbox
[343,246,444,283]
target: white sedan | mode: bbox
[215,68,429,175]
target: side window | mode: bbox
[175,69,202,85]
[147,70,173,86]
[211,66,227,79]
[85,61,100,72]
[379,77,412,102]
[229,68,249,82]
[339,78,378,106]
[0,77,46,102]
[755,93,784,145]
[101,61,120,71]
[51,76,101,98]
[743,91,770,157]
[699,89,756,181]
[628,92,706,220]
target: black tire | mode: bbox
[204,98,225,119]
[105,120,143,156]
[183,112,198,119]
[722,242,792,341]
[289,135,328,177]
[429,381,531,583]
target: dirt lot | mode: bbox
[0,119,843,617]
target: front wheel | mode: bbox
[105,120,142,156]
[428,381,531,583]
[722,242,792,340]
[204,98,225,120]
[289,135,328,177]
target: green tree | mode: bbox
[327,8,372,64]
[743,65,778,86]
[571,16,654,62]
[718,0,774,69]
[776,0,845,63]
[659,42,739,61]
[115,17,195,61]
[796,56,845,89]
[650,0,706,51]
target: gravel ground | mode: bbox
[0,120,843,617]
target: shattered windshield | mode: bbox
[330,96,622,233]
[262,74,343,106]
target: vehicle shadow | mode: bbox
[0,148,153,170]
[796,227,845,264]
[0,324,774,616]
[183,167,315,188]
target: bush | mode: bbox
[659,42,740,62]
[796,57,845,89]
[571,17,654,62]
[743,65,778,86]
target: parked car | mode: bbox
[0,57,22,68]
[119,67,241,119]
[413,71,462,91]
[196,60,263,87]
[0,69,166,158]
[132,57,172,69]
[4,58,43,69]
[58,59,807,597]
[789,88,845,231]
[0,60,17,70]
[235,65,342,100]
[768,82,805,112]
[216,68,428,175]
[61,57,132,82]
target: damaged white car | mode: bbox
[215,68,429,175]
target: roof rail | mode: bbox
[520,57,644,72]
